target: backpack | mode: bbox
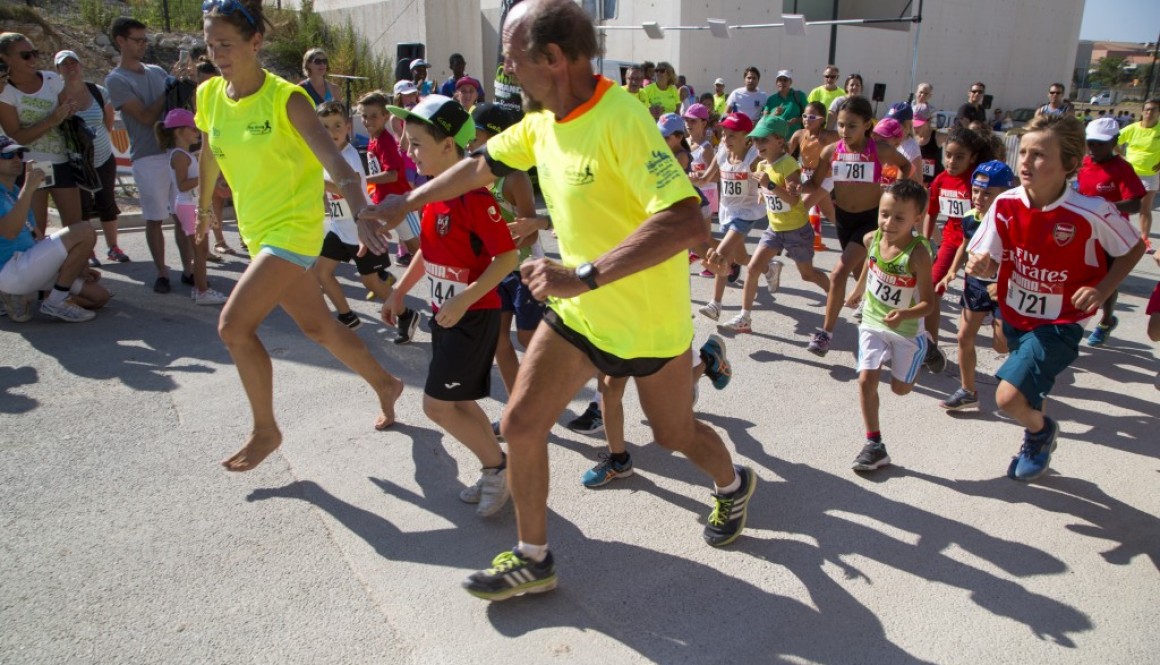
[60,116,101,194]
[164,77,198,112]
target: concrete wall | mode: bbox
[301,0,1085,114]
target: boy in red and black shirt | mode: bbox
[1076,117,1146,346]
[382,95,518,517]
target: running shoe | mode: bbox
[474,467,510,517]
[337,311,361,329]
[727,262,741,284]
[688,251,700,264]
[700,334,732,390]
[923,342,947,374]
[153,276,171,294]
[807,330,831,356]
[213,243,238,256]
[765,259,783,294]
[463,549,557,601]
[939,388,979,411]
[852,441,891,471]
[698,301,721,321]
[180,273,195,286]
[703,465,756,547]
[581,452,634,488]
[719,313,752,334]
[699,269,715,278]
[0,291,32,322]
[88,253,101,268]
[397,252,413,267]
[205,250,224,264]
[106,246,130,263]
[394,308,419,344]
[193,288,228,306]
[1008,417,1059,481]
[851,301,864,323]
[40,299,95,323]
[565,402,604,435]
[491,419,504,442]
[1086,316,1117,347]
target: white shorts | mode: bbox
[394,211,422,242]
[132,153,176,222]
[1140,173,1159,193]
[856,326,927,384]
[0,230,68,295]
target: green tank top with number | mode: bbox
[863,228,928,338]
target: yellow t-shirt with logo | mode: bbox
[195,72,324,257]
[641,83,681,115]
[487,76,697,359]
[759,154,809,232]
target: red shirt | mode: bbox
[928,169,972,222]
[420,189,517,313]
[1076,155,1146,207]
[966,187,1139,330]
[367,130,411,204]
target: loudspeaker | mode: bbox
[395,43,425,83]
[871,83,886,102]
[982,94,993,110]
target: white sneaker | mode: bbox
[719,313,752,334]
[40,299,95,323]
[765,259,783,294]
[475,467,510,517]
[193,288,229,306]
[698,301,721,321]
[459,476,483,504]
[852,301,864,323]
[0,291,33,322]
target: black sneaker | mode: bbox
[336,311,361,329]
[492,419,504,442]
[852,441,891,471]
[463,549,558,601]
[180,273,195,286]
[565,401,604,435]
[923,342,947,374]
[397,252,413,267]
[153,276,171,294]
[394,307,419,344]
[703,465,757,547]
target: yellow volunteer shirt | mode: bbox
[760,154,809,232]
[641,83,681,114]
[195,72,324,257]
[621,85,648,105]
[807,85,844,111]
[1119,122,1160,177]
[487,76,697,359]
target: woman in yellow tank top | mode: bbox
[196,0,404,472]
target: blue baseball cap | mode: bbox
[886,101,913,123]
[657,113,686,137]
[972,160,1015,189]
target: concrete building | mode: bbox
[301,0,1086,116]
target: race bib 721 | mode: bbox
[1005,279,1063,320]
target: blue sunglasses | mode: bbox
[202,0,257,28]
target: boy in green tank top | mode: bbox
[845,180,938,471]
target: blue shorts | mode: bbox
[960,276,998,313]
[996,322,1083,411]
[497,271,546,331]
[259,244,317,269]
[721,216,765,236]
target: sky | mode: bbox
[1079,0,1160,43]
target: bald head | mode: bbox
[506,0,599,63]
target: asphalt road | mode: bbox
[2,214,1158,664]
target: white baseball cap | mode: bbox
[53,50,80,66]
[714,77,725,85]
[1085,117,1120,142]
[393,79,419,96]
[776,69,793,80]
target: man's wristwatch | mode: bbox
[576,262,599,291]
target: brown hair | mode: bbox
[302,47,327,76]
[316,101,348,118]
[1023,114,1086,177]
[202,0,267,40]
[153,122,178,151]
[357,91,390,110]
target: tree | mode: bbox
[1089,55,1128,88]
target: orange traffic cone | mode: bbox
[811,206,828,251]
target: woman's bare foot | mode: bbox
[222,427,283,471]
[374,376,405,431]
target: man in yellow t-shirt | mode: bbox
[621,64,647,105]
[358,0,756,602]
[712,77,728,116]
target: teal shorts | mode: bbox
[996,322,1083,411]
[259,244,317,269]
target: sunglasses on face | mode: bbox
[824,75,837,79]
[16,50,40,61]
[802,114,822,121]
[0,152,27,160]
[202,0,258,27]
[312,58,328,65]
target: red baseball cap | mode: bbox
[719,112,754,133]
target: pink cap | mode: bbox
[455,76,482,92]
[682,103,709,120]
[162,108,197,130]
[873,117,903,140]
[719,112,755,133]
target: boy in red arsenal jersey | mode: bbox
[966,115,1144,482]
[381,95,518,517]
[1076,117,1146,346]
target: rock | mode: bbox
[95,34,110,47]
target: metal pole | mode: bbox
[827,0,839,66]
[908,0,922,102]
[1146,30,1160,101]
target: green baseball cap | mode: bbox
[386,94,475,149]
[748,115,789,140]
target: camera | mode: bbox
[28,161,55,189]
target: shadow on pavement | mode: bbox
[0,366,39,413]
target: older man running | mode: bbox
[359,0,756,601]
